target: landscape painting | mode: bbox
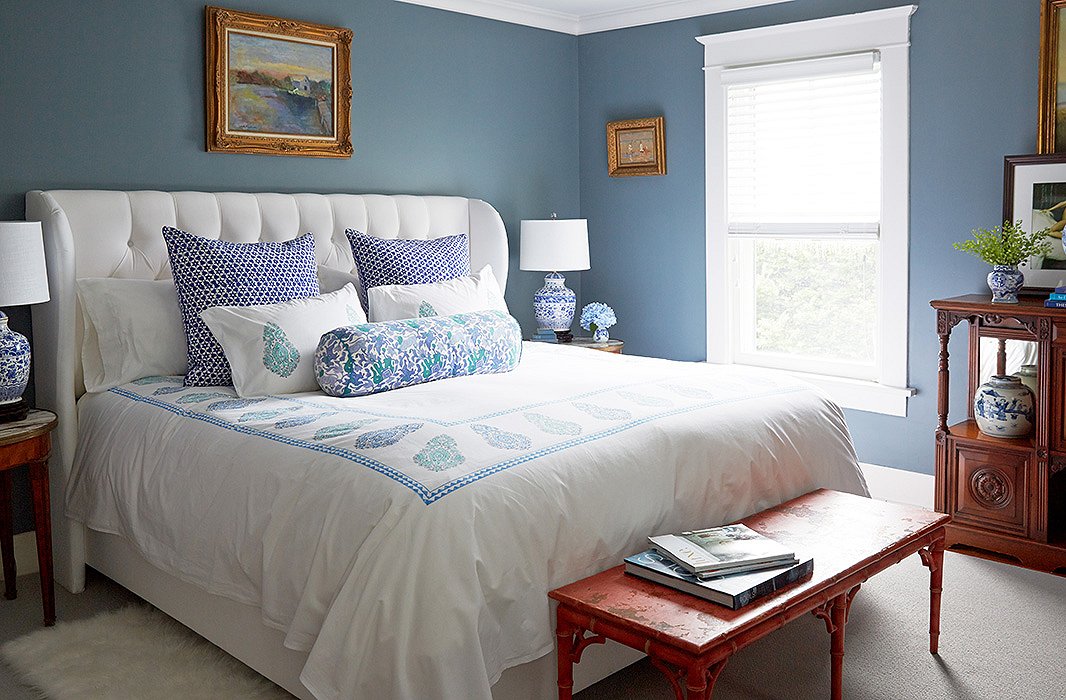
[205,6,352,158]
[227,31,334,137]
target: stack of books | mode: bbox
[1046,287,1066,308]
[625,524,813,610]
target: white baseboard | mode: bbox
[860,462,934,510]
[0,531,39,583]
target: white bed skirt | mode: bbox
[85,528,642,700]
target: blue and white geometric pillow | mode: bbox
[345,230,470,312]
[163,226,320,387]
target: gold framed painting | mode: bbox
[1038,0,1066,153]
[606,116,666,177]
[205,6,353,158]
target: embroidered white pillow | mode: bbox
[200,283,367,398]
[77,278,188,393]
[368,265,508,322]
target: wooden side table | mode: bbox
[567,338,623,354]
[0,409,58,626]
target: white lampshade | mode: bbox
[519,219,590,272]
[0,222,49,307]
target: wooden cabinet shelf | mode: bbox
[931,296,1066,576]
[948,420,1034,449]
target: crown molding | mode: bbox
[395,0,580,34]
[395,0,797,35]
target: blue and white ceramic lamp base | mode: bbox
[533,272,576,341]
[0,310,32,419]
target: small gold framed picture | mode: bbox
[606,116,666,177]
[205,6,353,158]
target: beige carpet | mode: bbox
[0,553,1063,699]
[0,606,289,699]
[578,552,1066,700]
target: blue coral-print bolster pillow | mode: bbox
[314,310,522,397]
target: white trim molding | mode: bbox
[0,531,39,584]
[700,5,919,417]
[860,462,934,510]
[395,0,797,35]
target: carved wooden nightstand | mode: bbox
[567,338,623,354]
[0,409,58,625]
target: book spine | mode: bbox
[733,559,814,609]
[1049,293,1066,300]
[1045,300,1066,308]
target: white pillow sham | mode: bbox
[367,265,507,322]
[317,265,361,294]
[77,278,188,393]
[200,283,367,398]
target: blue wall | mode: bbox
[0,0,1045,539]
[577,0,1041,475]
[0,0,579,533]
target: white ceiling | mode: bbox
[395,0,796,35]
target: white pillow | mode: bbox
[317,265,361,294]
[200,283,367,397]
[368,265,507,322]
[77,278,188,393]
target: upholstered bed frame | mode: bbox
[25,190,637,699]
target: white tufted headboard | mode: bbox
[25,190,508,592]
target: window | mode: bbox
[699,6,917,416]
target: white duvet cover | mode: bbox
[67,343,866,699]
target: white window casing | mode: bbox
[698,6,918,417]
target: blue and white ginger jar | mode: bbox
[987,265,1024,304]
[0,311,31,405]
[533,273,576,331]
[973,375,1034,438]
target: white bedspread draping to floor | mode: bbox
[67,343,866,699]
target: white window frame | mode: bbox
[698,6,918,417]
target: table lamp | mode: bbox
[0,221,50,422]
[520,215,590,343]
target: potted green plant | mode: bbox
[953,220,1052,303]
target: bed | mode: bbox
[27,189,868,699]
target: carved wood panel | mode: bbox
[953,444,1029,535]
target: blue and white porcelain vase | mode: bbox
[0,311,31,406]
[593,328,609,343]
[533,272,576,332]
[987,264,1024,304]
[973,375,1034,438]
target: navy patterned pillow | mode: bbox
[345,230,471,312]
[163,226,320,387]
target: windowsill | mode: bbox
[717,363,916,417]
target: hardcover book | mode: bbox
[648,524,796,576]
[624,549,814,610]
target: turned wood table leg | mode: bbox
[919,537,945,655]
[937,331,951,435]
[28,459,54,626]
[0,470,15,600]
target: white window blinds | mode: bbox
[725,52,882,238]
